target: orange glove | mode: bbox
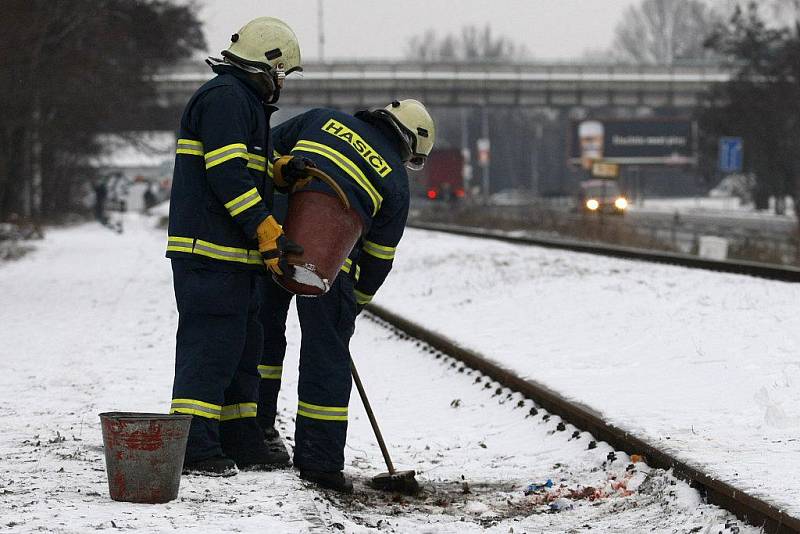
[272,155,314,191]
[256,215,303,276]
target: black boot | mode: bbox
[221,419,288,471]
[299,470,354,493]
[182,455,238,477]
[262,425,291,467]
[181,416,235,476]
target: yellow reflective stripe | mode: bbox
[363,240,395,255]
[176,139,204,156]
[233,196,261,216]
[298,400,348,412]
[219,402,257,421]
[166,236,262,265]
[266,151,280,178]
[177,149,204,156]
[354,289,373,305]
[166,236,194,253]
[204,143,249,169]
[258,365,282,379]
[340,259,361,281]
[224,187,263,217]
[247,152,266,172]
[297,409,348,421]
[297,400,348,421]
[292,139,382,216]
[170,398,222,420]
[362,240,396,260]
[194,240,259,264]
[176,140,268,171]
[191,248,260,264]
[178,139,203,147]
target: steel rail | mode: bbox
[365,304,799,533]
[408,221,800,283]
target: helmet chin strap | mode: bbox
[213,54,284,104]
[265,67,285,104]
[266,84,280,104]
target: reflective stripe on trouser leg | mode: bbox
[297,401,348,421]
[170,259,261,461]
[220,402,258,421]
[170,398,222,419]
[258,365,282,379]
[294,274,357,472]
[257,276,293,430]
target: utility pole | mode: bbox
[480,106,490,202]
[532,122,543,197]
[317,0,325,62]
[460,107,472,197]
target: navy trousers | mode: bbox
[170,259,264,462]
[258,272,357,472]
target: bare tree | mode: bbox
[767,0,800,24]
[700,3,800,215]
[713,0,800,26]
[613,0,720,64]
[406,25,526,62]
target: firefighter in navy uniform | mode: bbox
[256,100,436,491]
[166,17,309,476]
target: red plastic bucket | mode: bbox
[99,412,192,503]
[275,190,363,296]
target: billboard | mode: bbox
[570,118,696,166]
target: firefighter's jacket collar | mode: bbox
[210,63,277,107]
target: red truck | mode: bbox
[412,149,465,201]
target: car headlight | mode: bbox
[614,197,628,210]
[586,199,599,211]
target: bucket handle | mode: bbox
[294,167,351,211]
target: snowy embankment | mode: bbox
[379,228,800,518]
[0,216,753,533]
[627,196,797,221]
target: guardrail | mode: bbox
[407,221,800,282]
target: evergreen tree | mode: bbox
[0,0,205,222]
[699,3,800,215]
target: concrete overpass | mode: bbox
[154,60,730,110]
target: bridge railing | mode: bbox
[154,60,731,84]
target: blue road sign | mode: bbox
[719,137,743,173]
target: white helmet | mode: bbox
[376,99,435,170]
[222,17,302,78]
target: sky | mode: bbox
[199,0,641,62]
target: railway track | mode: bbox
[365,303,800,533]
[408,221,800,283]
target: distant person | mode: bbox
[143,184,157,211]
[92,178,108,225]
[106,172,130,213]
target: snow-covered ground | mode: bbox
[0,216,755,533]
[380,228,800,519]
